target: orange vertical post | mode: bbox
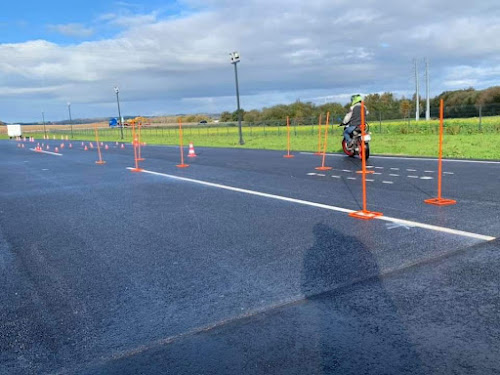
[283,116,294,158]
[93,124,106,165]
[177,118,189,168]
[130,121,143,172]
[424,99,456,206]
[315,112,332,170]
[349,101,383,220]
[314,114,323,155]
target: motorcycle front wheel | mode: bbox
[341,139,355,157]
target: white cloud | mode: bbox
[0,0,499,122]
[47,23,95,38]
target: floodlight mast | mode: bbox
[114,87,124,140]
[67,102,73,138]
[230,51,244,145]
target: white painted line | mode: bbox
[29,148,62,156]
[307,173,317,176]
[420,176,433,180]
[424,170,435,173]
[382,181,394,184]
[408,175,419,179]
[316,174,326,177]
[130,168,495,242]
[390,168,400,171]
[42,169,49,171]
[331,175,341,178]
[443,172,454,175]
[373,172,382,175]
[300,152,500,164]
[375,167,384,169]
[347,177,357,180]
[389,174,400,177]
[342,169,353,173]
[366,179,375,182]
[406,169,417,172]
[366,166,374,169]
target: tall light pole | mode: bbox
[230,51,244,145]
[67,102,73,138]
[42,111,47,138]
[425,58,430,121]
[414,59,420,122]
[114,87,124,140]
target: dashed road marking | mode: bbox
[390,168,400,170]
[342,169,353,173]
[443,172,454,175]
[373,172,382,175]
[408,175,419,178]
[307,173,316,176]
[347,177,356,180]
[366,179,375,182]
[424,170,434,173]
[420,176,433,180]
[316,174,326,177]
[406,169,417,172]
[389,174,400,177]
[382,181,394,184]
[375,167,384,169]
[331,175,341,178]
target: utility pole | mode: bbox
[230,51,244,145]
[425,58,430,120]
[67,102,73,138]
[42,111,47,138]
[415,59,420,122]
[114,87,124,140]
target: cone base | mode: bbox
[95,161,106,165]
[137,158,145,161]
[130,168,143,172]
[283,155,295,158]
[424,198,457,206]
[315,166,332,170]
[356,170,375,174]
[176,164,190,168]
[349,210,383,220]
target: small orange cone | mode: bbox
[115,141,119,146]
[60,143,65,148]
[84,145,88,151]
[121,144,125,149]
[69,143,72,148]
[46,145,50,150]
[81,142,84,147]
[187,142,197,158]
[55,147,59,153]
[90,143,94,149]
[105,144,109,150]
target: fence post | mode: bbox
[479,105,482,132]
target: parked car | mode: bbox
[199,120,208,124]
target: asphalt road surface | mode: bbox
[1,139,499,374]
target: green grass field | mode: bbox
[4,118,499,160]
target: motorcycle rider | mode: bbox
[341,94,369,148]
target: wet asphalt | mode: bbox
[1,139,499,374]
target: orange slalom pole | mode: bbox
[314,114,322,155]
[93,124,106,165]
[283,116,294,158]
[315,112,332,170]
[130,122,142,172]
[349,101,383,220]
[424,99,456,206]
[177,118,189,168]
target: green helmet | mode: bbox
[351,94,362,106]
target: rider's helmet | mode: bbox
[351,94,363,106]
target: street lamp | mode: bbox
[230,51,244,145]
[67,102,73,138]
[41,111,47,139]
[114,87,124,140]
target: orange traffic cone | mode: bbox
[90,143,94,149]
[105,144,109,150]
[120,144,125,149]
[187,142,197,158]
[46,145,50,150]
[69,143,73,148]
[55,147,59,152]
[84,145,88,151]
[60,143,65,148]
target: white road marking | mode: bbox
[375,167,384,169]
[424,170,435,173]
[390,168,400,171]
[420,176,433,180]
[382,181,394,184]
[443,172,454,175]
[386,222,413,230]
[408,175,419,178]
[42,169,49,171]
[130,168,496,242]
[331,175,341,178]
[373,172,382,175]
[347,177,356,180]
[366,166,374,169]
[306,173,316,176]
[342,169,353,173]
[366,179,375,182]
[300,152,500,164]
[316,174,326,177]
[389,174,400,177]
[29,148,62,156]
[406,169,417,172]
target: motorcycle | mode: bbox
[341,123,371,160]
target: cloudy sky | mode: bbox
[0,0,499,122]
